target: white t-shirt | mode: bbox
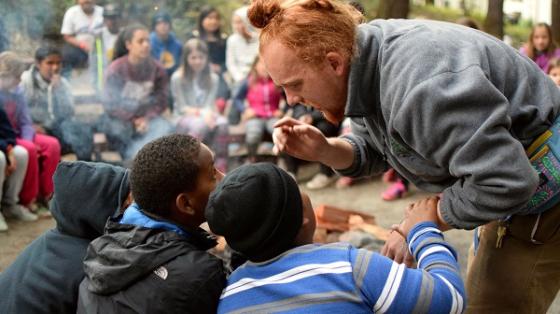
[60,5,104,48]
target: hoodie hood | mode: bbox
[83,220,217,294]
[50,161,130,239]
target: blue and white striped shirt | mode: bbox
[218,222,465,313]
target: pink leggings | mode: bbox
[17,134,61,206]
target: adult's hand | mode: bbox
[5,152,16,177]
[272,117,328,162]
[399,196,441,237]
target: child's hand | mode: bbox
[5,152,16,177]
[273,110,284,118]
[399,196,440,237]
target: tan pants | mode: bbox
[466,204,560,314]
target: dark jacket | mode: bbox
[77,219,226,314]
[0,105,16,156]
[0,161,130,314]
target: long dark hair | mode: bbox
[197,5,222,40]
[526,23,558,61]
[179,38,213,90]
[112,24,149,61]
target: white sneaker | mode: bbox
[0,213,8,232]
[306,173,336,190]
[4,205,38,222]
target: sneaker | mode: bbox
[4,205,38,222]
[381,180,408,201]
[306,173,336,190]
[0,213,7,232]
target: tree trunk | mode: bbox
[553,0,560,45]
[483,0,504,39]
[377,0,410,19]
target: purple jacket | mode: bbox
[0,87,35,141]
[520,46,560,72]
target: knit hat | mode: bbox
[206,163,303,262]
[152,12,172,29]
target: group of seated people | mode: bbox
[0,134,465,313]
[0,5,349,231]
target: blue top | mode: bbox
[149,32,182,77]
[218,222,465,313]
[120,203,190,238]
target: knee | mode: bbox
[13,146,28,165]
[0,152,6,169]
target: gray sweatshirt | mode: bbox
[340,19,560,229]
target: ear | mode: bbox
[175,193,196,216]
[325,51,346,76]
[125,40,132,52]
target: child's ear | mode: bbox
[301,217,310,227]
[176,193,196,216]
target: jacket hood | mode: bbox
[50,161,130,239]
[83,220,217,294]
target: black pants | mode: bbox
[62,44,88,77]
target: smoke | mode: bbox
[124,117,173,160]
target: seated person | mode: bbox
[0,105,30,230]
[21,45,94,161]
[206,163,466,313]
[0,161,132,314]
[0,51,60,214]
[99,24,171,160]
[150,11,182,77]
[171,39,228,172]
[78,134,227,313]
[233,56,284,162]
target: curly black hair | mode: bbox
[130,134,201,217]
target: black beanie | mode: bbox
[206,163,303,262]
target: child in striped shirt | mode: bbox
[206,163,465,313]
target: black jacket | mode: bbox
[0,161,130,314]
[77,219,226,314]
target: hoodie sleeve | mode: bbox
[335,117,388,178]
[393,66,538,229]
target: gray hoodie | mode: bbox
[340,19,560,229]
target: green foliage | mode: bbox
[410,4,530,48]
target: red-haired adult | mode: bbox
[249,0,560,312]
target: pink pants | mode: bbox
[17,134,61,206]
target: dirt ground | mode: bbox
[1,165,558,312]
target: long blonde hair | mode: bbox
[179,38,213,91]
[0,51,31,78]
